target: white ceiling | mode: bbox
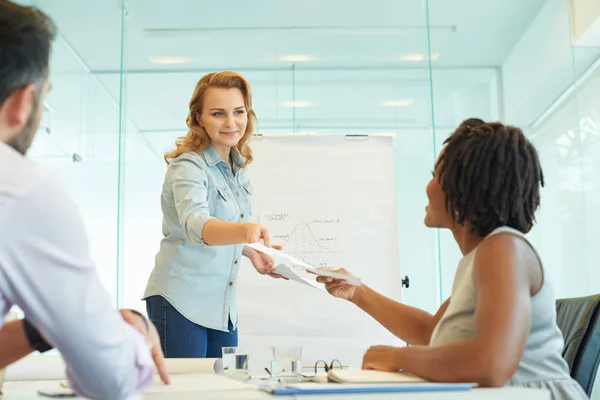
[40,0,547,70]
[24,0,554,162]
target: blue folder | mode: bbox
[265,382,475,396]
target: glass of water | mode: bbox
[271,345,303,381]
[221,347,250,378]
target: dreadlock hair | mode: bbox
[436,118,545,237]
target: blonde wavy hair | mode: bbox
[164,71,257,166]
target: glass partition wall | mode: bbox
[23,0,600,319]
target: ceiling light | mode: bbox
[148,56,190,64]
[396,52,440,61]
[369,132,397,136]
[277,55,316,62]
[382,99,414,107]
[282,101,313,108]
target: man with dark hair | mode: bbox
[0,1,169,398]
[0,0,55,155]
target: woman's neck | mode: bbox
[451,222,484,255]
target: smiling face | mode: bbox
[196,87,248,155]
[424,148,454,229]
[423,118,545,239]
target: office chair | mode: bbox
[556,294,600,396]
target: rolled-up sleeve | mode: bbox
[0,175,154,400]
[169,156,216,245]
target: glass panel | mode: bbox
[11,0,600,380]
[570,9,600,304]
[426,1,510,300]
[511,0,600,300]
[121,0,436,370]
[428,0,600,301]
[499,0,586,296]
[25,0,125,305]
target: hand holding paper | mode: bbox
[245,242,361,288]
[315,268,361,301]
[244,244,287,279]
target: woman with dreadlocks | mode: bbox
[317,119,587,399]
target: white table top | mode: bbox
[0,374,551,400]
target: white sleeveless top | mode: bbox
[429,227,588,400]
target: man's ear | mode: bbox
[4,84,36,128]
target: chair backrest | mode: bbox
[556,294,600,396]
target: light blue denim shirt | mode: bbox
[143,145,253,332]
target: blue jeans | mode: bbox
[145,295,238,358]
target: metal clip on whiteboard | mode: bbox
[344,135,369,141]
[253,134,264,140]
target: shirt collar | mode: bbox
[0,141,21,156]
[230,149,245,168]
[202,145,245,169]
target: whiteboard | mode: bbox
[236,135,404,372]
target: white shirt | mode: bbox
[0,142,154,399]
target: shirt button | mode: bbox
[240,213,244,218]
[234,260,238,264]
[229,282,233,286]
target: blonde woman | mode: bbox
[143,71,282,358]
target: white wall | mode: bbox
[502,0,577,127]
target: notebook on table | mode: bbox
[327,369,426,383]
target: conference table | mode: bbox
[0,373,551,399]
[0,356,550,399]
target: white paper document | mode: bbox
[273,263,326,291]
[246,242,362,287]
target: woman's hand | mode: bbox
[316,268,358,301]
[362,345,402,372]
[245,245,288,279]
[241,223,271,247]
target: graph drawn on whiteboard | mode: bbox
[260,212,342,269]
